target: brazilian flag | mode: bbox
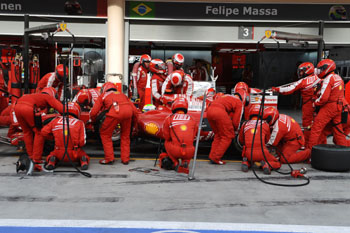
[129,2,155,18]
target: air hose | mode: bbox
[248,37,309,187]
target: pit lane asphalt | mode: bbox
[0,110,350,230]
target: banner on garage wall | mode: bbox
[126,1,350,21]
[0,0,107,17]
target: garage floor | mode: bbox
[0,109,349,232]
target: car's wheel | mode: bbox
[311,144,350,172]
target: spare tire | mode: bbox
[311,144,350,172]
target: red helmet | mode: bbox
[213,92,225,100]
[76,89,92,106]
[298,62,314,79]
[316,59,336,79]
[101,82,117,94]
[171,97,188,114]
[55,64,69,80]
[140,54,151,65]
[149,59,166,74]
[41,87,58,99]
[234,82,249,93]
[206,88,216,97]
[263,107,279,125]
[248,105,261,119]
[66,102,81,118]
[170,70,184,86]
[172,53,184,67]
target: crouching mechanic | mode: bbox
[90,82,139,165]
[239,105,281,174]
[266,107,311,164]
[14,87,64,170]
[207,93,243,165]
[159,97,197,174]
[42,102,89,170]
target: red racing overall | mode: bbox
[163,113,197,169]
[239,119,281,170]
[307,73,347,149]
[207,95,243,163]
[41,116,89,165]
[268,114,310,164]
[14,93,64,162]
[90,90,139,164]
[274,74,320,144]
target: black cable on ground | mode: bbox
[248,37,309,187]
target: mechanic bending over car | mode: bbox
[90,82,139,165]
[159,97,197,174]
[206,93,243,165]
[42,102,89,170]
[161,70,194,97]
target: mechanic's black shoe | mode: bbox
[46,156,56,170]
[260,160,271,175]
[99,159,114,165]
[80,156,89,170]
[241,157,249,172]
[122,160,129,165]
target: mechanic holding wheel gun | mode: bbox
[41,102,89,170]
[159,97,197,174]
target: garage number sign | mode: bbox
[239,26,254,39]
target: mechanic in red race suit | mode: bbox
[271,62,321,144]
[132,54,151,110]
[166,53,185,75]
[233,81,250,120]
[307,59,347,149]
[207,94,243,165]
[42,102,89,170]
[161,70,194,97]
[36,64,68,101]
[239,105,281,174]
[14,87,64,169]
[159,97,197,174]
[72,88,93,110]
[90,82,139,165]
[149,59,167,107]
[266,107,311,164]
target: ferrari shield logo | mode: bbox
[60,23,67,31]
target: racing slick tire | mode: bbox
[311,144,350,172]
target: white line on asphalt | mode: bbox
[0,219,349,233]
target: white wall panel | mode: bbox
[0,20,107,38]
[130,23,350,45]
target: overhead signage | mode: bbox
[126,2,350,21]
[0,0,107,17]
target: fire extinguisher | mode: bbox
[29,55,40,93]
[9,54,22,104]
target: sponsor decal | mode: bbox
[180,125,187,131]
[250,128,255,134]
[145,122,159,135]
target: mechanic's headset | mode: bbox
[233,92,250,107]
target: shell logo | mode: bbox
[340,85,343,90]
[291,119,295,123]
[180,125,187,131]
[145,122,159,135]
[250,129,256,134]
